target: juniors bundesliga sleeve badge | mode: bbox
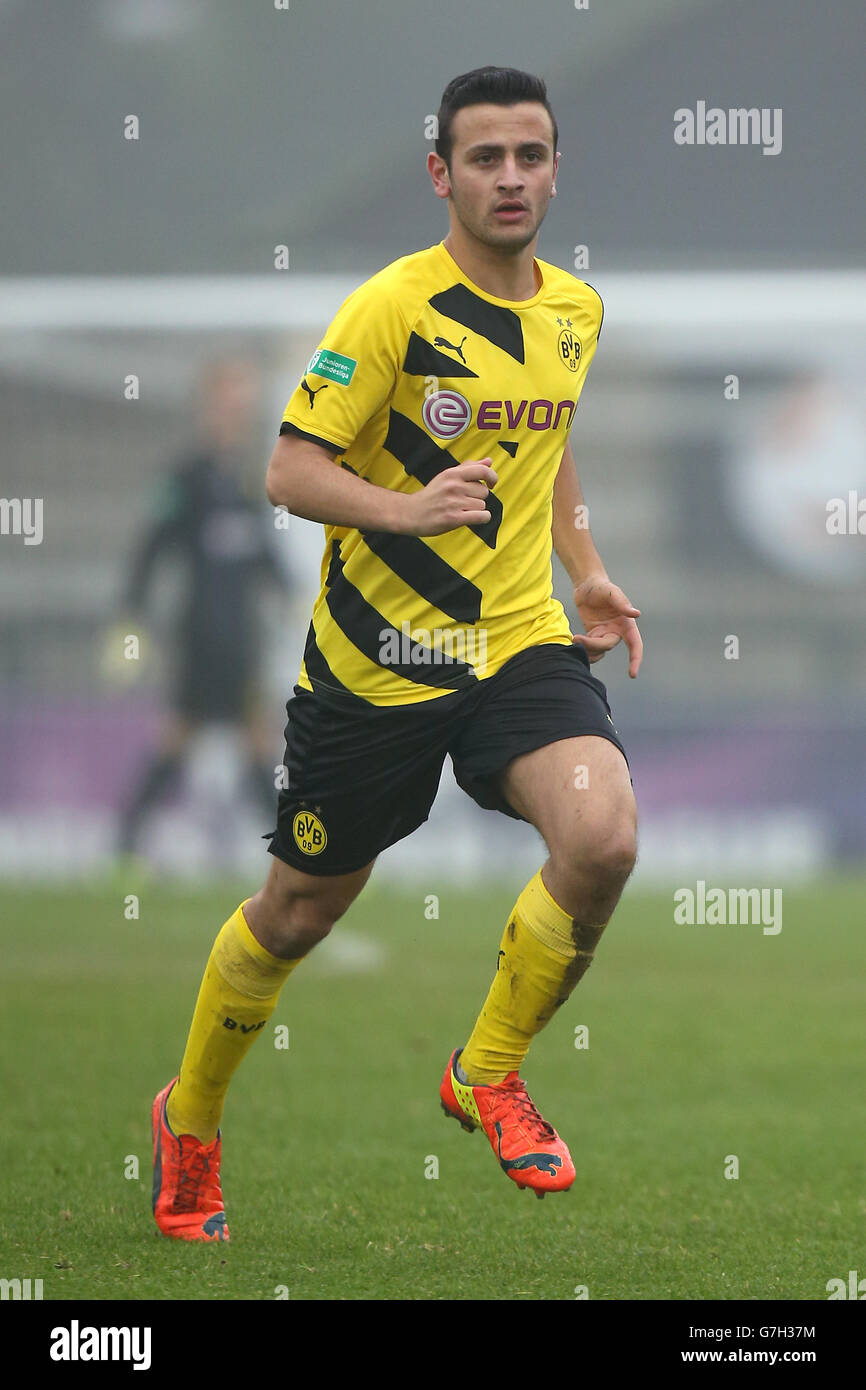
[306,348,358,386]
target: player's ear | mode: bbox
[427,149,452,199]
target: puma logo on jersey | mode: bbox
[301,378,329,409]
[433,334,469,364]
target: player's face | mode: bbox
[444,103,558,252]
[200,362,260,449]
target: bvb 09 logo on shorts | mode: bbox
[293,810,327,855]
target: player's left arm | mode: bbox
[551,437,643,678]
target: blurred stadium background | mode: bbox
[1,0,863,889]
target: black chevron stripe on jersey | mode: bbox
[360,530,482,623]
[324,541,478,691]
[402,331,478,379]
[428,284,525,363]
[383,410,502,550]
[301,620,372,705]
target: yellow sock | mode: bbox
[166,901,303,1143]
[459,867,603,1085]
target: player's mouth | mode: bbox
[493,202,528,220]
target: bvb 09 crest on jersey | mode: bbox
[557,326,582,373]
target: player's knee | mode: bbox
[253,857,374,955]
[269,885,343,943]
[591,827,637,884]
[555,825,637,893]
[249,880,344,954]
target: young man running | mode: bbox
[152,65,642,1241]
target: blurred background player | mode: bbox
[113,356,292,861]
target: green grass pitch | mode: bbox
[0,873,862,1301]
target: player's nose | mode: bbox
[497,159,525,189]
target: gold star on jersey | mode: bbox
[279,240,604,707]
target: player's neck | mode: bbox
[442,230,541,302]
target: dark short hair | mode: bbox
[435,66,558,170]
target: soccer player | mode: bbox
[152,66,642,1241]
[115,357,289,860]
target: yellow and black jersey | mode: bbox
[280,239,603,706]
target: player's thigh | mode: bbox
[498,734,637,867]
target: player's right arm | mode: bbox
[271,274,496,537]
[265,433,497,537]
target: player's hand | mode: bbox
[401,460,498,536]
[572,574,643,678]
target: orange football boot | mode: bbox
[151,1078,229,1241]
[440,1047,576,1198]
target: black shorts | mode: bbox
[264,641,629,876]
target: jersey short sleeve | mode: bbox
[279,277,409,455]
